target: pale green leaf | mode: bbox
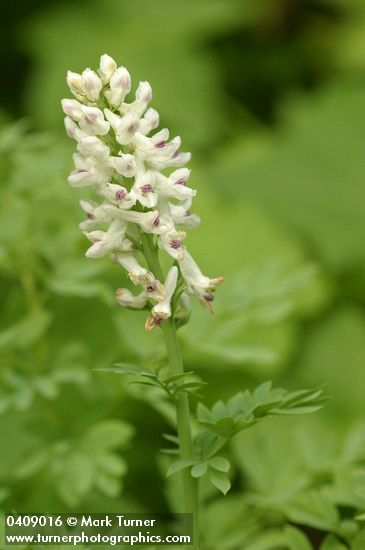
[209,456,230,473]
[208,470,231,495]
[191,462,208,478]
[166,459,198,477]
[97,363,157,377]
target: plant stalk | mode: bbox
[162,319,199,549]
[140,232,199,548]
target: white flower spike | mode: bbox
[62,54,223,330]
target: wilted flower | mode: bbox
[145,266,178,331]
[62,54,223,330]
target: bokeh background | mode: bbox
[1,1,365,548]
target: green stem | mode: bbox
[139,231,164,281]
[162,320,199,549]
[140,232,199,548]
[19,268,48,366]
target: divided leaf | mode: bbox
[197,383,326,439]
[96,363,158,377]
[166,459,198,477]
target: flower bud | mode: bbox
[104,109,139,145]
[103,108,121,130]
[136,81,152,105]
[61,99,83,120]
[77,136,110,161]
[64,116,86,141]
[99,54,117,84]
[175,292,191,322]
[170,151,192,167]
[81,68,102,101]
[79,199,110,230]
[139,108,160,135]
[115,113,140,145]
[66,71,84,98]
[79,106,110,135]
[106,67,131,107]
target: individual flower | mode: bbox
[139,108,159,135]
[81,68,102,101]
[79,199,111,231]
[78,106,110,135]
[98,54,117,85]
[84,219,128,259]
[121,81,152,117]
[157,229,187,261]
[67,152,112,188]
[114,253,165,301]
[131,171,157,208]
[104,109,139,145]
[145,266,178,331]
[98,183,136,209]
[105,66,131,108]
[155,168,196,201]
[115,288,147,310]
[110,153,137,178]
[77,136,110,161]
[178,252,224,312]
[169,200,201,228]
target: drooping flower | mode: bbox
[115,288,147,310]
[178,252,224,312]
[62,54,222,330]
[145,267,179,331]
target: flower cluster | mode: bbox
[62,54,223,330]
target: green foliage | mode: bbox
[229,417,365,547]
[99,362,206,401]
[181,261,329,377]
[22,0,245,149]
[0,124,137,512]
[13,419,133,507]
[196,382,325,438]
[165,382,325,497]
[210,81,365,271]
[1,1,365,547]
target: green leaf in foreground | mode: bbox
[197,382,327,439]
[208,469,231,495]
[95,363,158,377]
[166,458,198,477]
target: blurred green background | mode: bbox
[1,1,365,548]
